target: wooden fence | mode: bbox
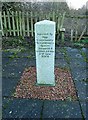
[0,11,65,37]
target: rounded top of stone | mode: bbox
[35,20,55,25]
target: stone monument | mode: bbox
[35,20,56,86]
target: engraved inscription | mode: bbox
[36,33,54,58]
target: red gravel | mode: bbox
[14,67,77,101]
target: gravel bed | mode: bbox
[14,67,77,101]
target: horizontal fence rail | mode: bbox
[0,11,65,37]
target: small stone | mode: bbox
[9,111,12,114]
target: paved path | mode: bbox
[2,47,88,119]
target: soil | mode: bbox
[14,67,77,101]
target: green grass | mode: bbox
[3,46,27,52]
[79,49,88,63]
[73,39,88,47]
[73,42,84,47]
[80,39,88,44]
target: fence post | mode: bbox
[0,11,4,36]
[45,12,50,20]
[22,11,25,36]
[34,12,38,23]
[57,13,61,32]
[7,11,11,36]
[27,12,30,36]
[75,30,78,41]
[75,17,79,41]
[52,11,55,21]
[60,28,65,43]
[71,29,73,42]
[39,13,41,21]
[31,11,33,37]
[12,11,16,36]
[16,11,19,36]
[60,12,66,29]
[19,11,22,36]
[3,11,7,36]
